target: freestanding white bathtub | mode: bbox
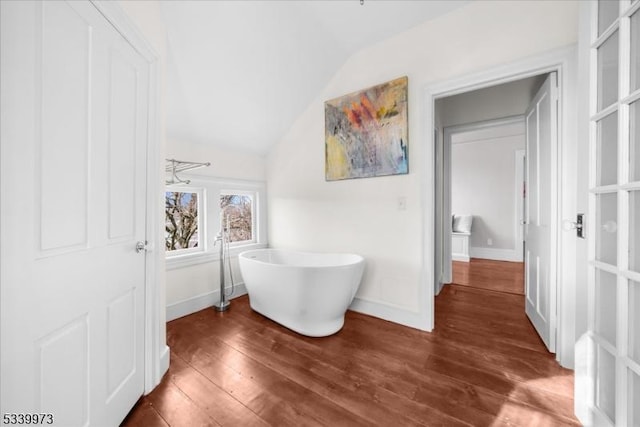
[238,249,365,337]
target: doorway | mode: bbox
[425,47,577,367]
[431,65,567,359]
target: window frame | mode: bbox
[164,186,207,258]
[219,189,257,246]
[165,175,267,270]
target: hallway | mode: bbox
[452,258,525,295]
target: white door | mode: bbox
[1,1,149,426]
[524,72,558,352]
[577,0,640,425]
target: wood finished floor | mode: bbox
[452,258,525,295]
[122,261,576,427]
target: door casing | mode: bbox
[423,45,579,368]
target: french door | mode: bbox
[585,0,640,425]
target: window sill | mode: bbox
[165,242,268,271]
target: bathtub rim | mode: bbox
[238,248,364,269]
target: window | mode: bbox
[164,177,266,269]
[165,189,204,255]
[220,192,254,243]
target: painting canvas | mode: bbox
[325,76,408,181]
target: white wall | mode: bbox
[267,0,579,328]
[167,138,266,182]
[120,1,270,323]
[451,128,524,258]
[164,138,267,320]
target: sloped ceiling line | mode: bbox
[161,0,470,155]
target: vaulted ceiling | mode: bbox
[160,0,470,155]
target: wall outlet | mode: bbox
[487,238,493,246]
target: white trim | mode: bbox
[166,283,248,322]
[176,173,267,189]
[159,346,170,379]
[515,149,525,263]
[164,174,268,270]
[470,247,522,262]
[90,1,167,394]
[91,1,157,62]
[423,45,578,367]
[165,186,207,258]
[349,297,426,331]
[446,115,525,139]
[166,242,267,270]
[220,189,258,246]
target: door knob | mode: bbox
[135,241,147,253]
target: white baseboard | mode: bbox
[349,297,430,332]
[452,254,470,262]
[470,247,523,262]
[166,282,248,322]
[167,285,431,333]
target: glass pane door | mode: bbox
[589,1,640,425]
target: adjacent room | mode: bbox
[2,0,639,426]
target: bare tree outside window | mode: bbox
[220,194,253,243]
[165,191,199,251]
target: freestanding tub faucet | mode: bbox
[213,217,232,312]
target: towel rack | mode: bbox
[165,158,210,185]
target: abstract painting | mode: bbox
[325,76,408,181]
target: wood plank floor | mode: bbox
[122,268,576,426]
[453,258,525,295]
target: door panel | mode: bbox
[39,0,90,253]
[108,50,140,241]
[596,345,617,422]
[524,72,557,352]
[37,316,89,426]
[0,1,149,425]
[107,289,136,399]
